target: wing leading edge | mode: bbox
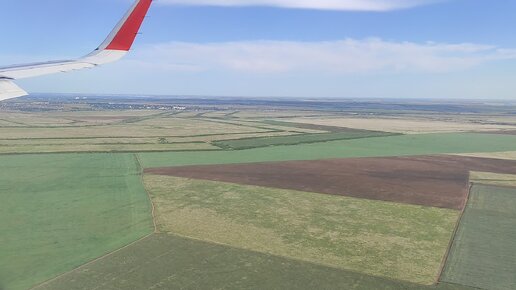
[0,0,153,100]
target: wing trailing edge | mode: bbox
[0,0,153,100]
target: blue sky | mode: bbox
[2,0,516,99]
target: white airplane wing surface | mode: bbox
[0,0,153,101]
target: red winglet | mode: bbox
[105,0,153,51]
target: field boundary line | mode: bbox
[135,153,158,233]
[435,180,473,285]
[162,232,430,287]
[29,234,155,290]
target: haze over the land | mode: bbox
[2,0,516,99]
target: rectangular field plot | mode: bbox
[0,142,218,154]
[470,171,516,187]
[283,117,516,134]
[144,175,459,285]
[441,185,516,290]
[213,131,396,150]
[33,234,473,290]
[0,154,154,290]
[139,133,516,168]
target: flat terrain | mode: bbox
[470,171,516,187]
[0,110,314,154]
[455,151,516,161]
[0,154,154,290]
[139,133,516,168]
[33,234,473,290]
[441,185,516,290]
[143,175,459,284]
[283,117,516,134]
[214,131,396,150]
[146,155,516,210]
[1,99,515,290]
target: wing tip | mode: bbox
[100,0,153,52]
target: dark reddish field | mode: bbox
[145,155,516,210]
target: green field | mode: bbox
[144,175,459,284]
[0,154,154,290]
[139,133,516,167]
[441,185,516,290]
[33,234,474,290]
[213,131,397,150]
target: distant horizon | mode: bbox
[21,92,516,104]
[3,0,516,99]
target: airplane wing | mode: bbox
[0,0,153,101]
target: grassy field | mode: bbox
[213,131,396,150]
[441,185,516,290]
[0,142,218,154]
[470,171,516,187]
[144,175,459,284]
[0,154,154,290]
[33,234,474,290]
[139,133,516,168]
[0,118,269,139]
[455,151,516,160]
[0,111,324,154]
[284,117,516,134]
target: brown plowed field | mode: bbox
[145,156,516,210]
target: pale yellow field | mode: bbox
[232,110,335,119]
[0,113,75,126]
[0,131,297,146]
[470,171,516,187]
[454,151,516,161]
[202,119,327,134]
[0,142,217,154]
[284,117,516,134]
[0,118,271,139]
[0,110,315,153]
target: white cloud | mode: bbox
[157,0,442,11]
[128,39,516,74]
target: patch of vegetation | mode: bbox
[0,153,154,290]
[470,171,516,187]
[213,131,397,150]
[144,175,459,284]
[33,234,474,290]
[139,133,516,168]
[261,119,372,132]
[441,185,516,290]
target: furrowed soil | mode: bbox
[33,234,474,290]
[441,185,516,290]
[146,155,516,210]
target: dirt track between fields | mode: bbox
[483,130,516,135]
[145,155,516,210]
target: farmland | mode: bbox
[146,155,516,209]
[441,185,516,290]
[143,175,459,284]
[33,234,473,290]
[283,117,516,134]
[470,171,516,187]
[0,154,154,290]
[213,131,396,150]
[1,97,516,290]
[139,133,516,168]
[455,150,516,160]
